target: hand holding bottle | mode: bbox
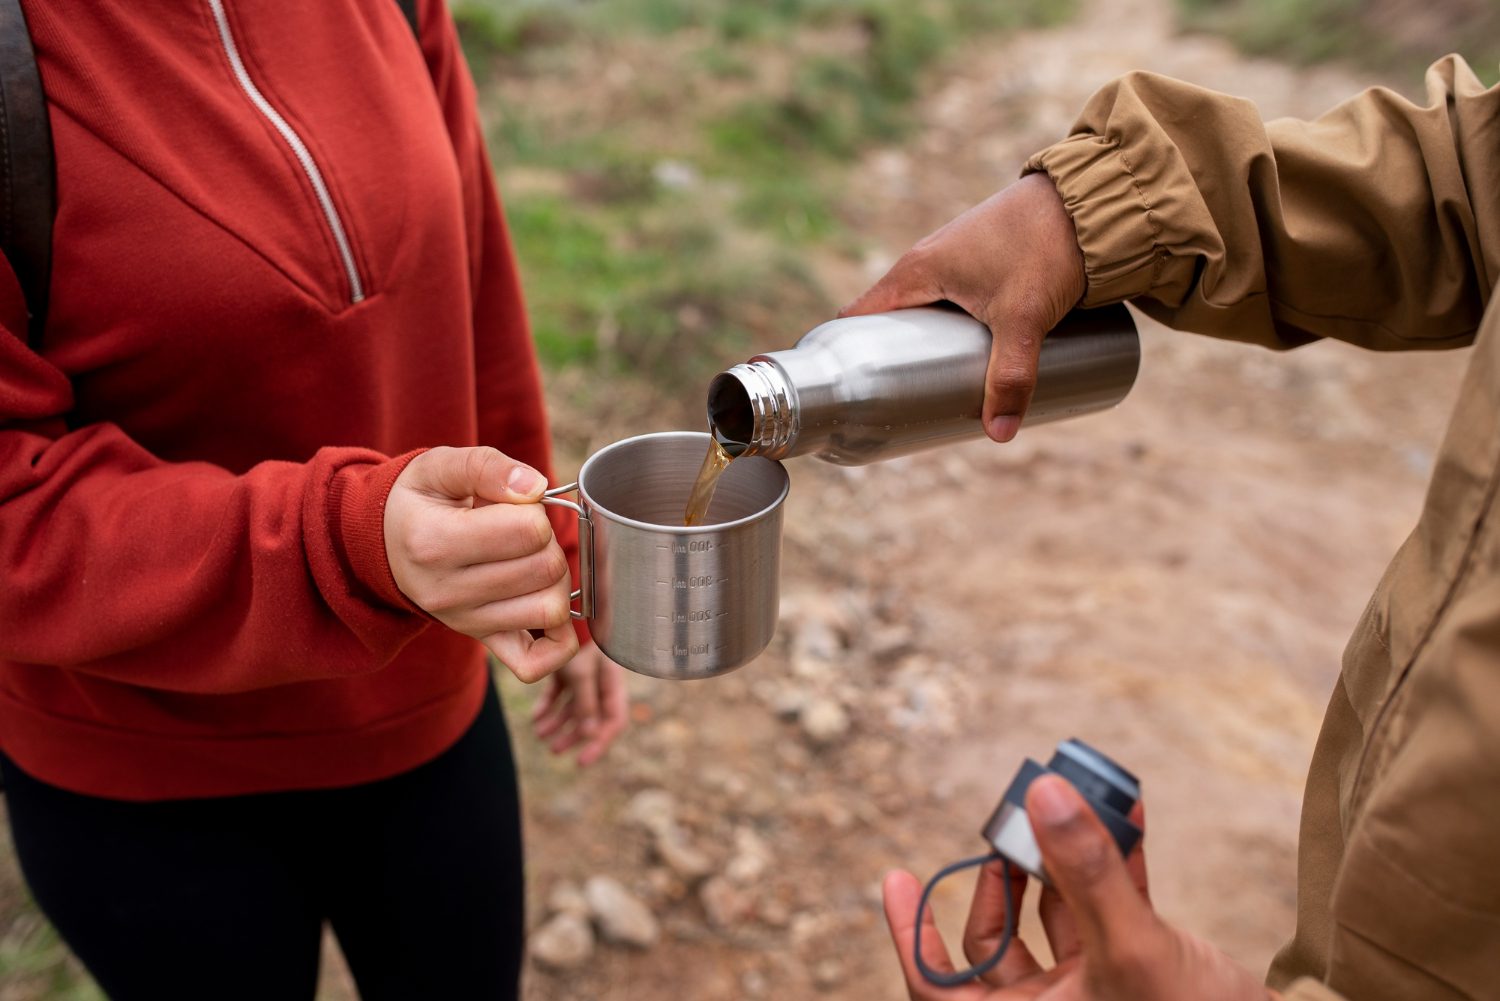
[841,174,1087,443]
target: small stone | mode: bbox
[545,791,585,822]
[792,613,843,662]
[769,684,810,720]
[758,897,791,928]
[726,852,767,886]
[867,623,915,664]
[584,875,660,949]
[623,789,677,838]
[656,829,714,881]
[644,866,687,904]
[652,718,693,751]
[790,910,838,949]
[800,698,850,746]
[652,158,700,191]
[547,880,589,918]
[775,741,811,771]
[530,912,594,970]
[790,791,854,831]
[699,766,750,803]
[725,828,771,886]
[741,968,770,997]
[699,875,754,929]
[813,958,845,988]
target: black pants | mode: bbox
[0,682,524,1001]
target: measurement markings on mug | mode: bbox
[664,575,724,589]
[659,610,716,624]
[655,541,722,553]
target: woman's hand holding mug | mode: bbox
[384,445,579,682]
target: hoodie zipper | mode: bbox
[205,0,366,304]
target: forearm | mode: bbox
[1,424,430,691]
[1026,57,1500,351]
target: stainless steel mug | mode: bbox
[540,431,789,680]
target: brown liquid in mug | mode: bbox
[683,436,736,526]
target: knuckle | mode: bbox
[988,364,1037,395]
[538,591,571,629]
[423,576,461,614]
[538,546,570,589]
[512,661,545,685]
[404,521,450,569]
[1059,827,1116,885]
[464,445,497,482]
[522,507,554,553]
[1097,929,1166,986]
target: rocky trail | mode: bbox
[398,1,1473,998]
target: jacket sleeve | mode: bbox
[1024,56,1500,351]
[0,270,431,693]
[415,0,590,643]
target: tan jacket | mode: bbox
[1027,58,1500,1000]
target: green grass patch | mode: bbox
[462,0,1079,390]
[0,913,103,1001]
[507,192,830,380]
[1176,0,1500,85]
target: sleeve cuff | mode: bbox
[330,449,427,614]
[1024,134,1169,307]
[1280,978,1348,1001]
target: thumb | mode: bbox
[1027,775,1152,961]
[978,305,1045,443]
[410,446,548,505]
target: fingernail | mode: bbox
[508,466,544,495]
[1029,776,1080,828]
[987,415,1020,442]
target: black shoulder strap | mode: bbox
[0,0,53,349]
[395,0,419,40]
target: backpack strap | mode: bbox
[0,0,54,349]
[395,0,419,40]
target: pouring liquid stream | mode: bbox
[683,432,743,526]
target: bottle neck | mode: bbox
[707,359,799,460]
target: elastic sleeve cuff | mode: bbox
[330,449,427,614]
[1280,978,1348,1001]
[1024,134,1168,307]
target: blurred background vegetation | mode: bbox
[456,0,1075,398]
[1176,0,1499,83]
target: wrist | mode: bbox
[332,448,428,613]
[1019,172,1087,310]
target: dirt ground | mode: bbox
[504,0,1472,999]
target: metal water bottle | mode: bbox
[706,304,1140,465]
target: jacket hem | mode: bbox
[0,665,489,801]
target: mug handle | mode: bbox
[540,483,594,620]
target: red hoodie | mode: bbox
[0,0,583,800]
